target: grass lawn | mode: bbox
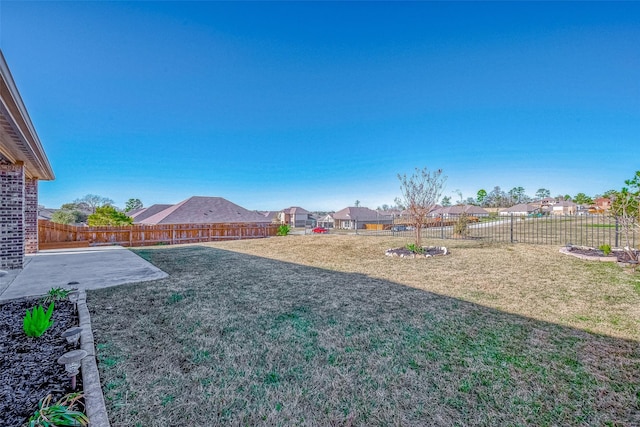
[89,235,640,426]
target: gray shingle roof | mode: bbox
[138,197,271,225]
[333,206,392,221]
[431,205,489,216]
[130,204,174,223]
[282,206,310,215]
[501,203,539,213]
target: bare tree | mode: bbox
[398,167,447,248]
[610,171,640,261]
[74,194,114,214]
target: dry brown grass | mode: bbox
[205,235,640,341]
[89,235,640,426]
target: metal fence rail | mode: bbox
[364,214,637,248]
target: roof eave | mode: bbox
[0,51,54,181]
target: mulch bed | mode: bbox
[385,246,449,258]
[566,246,639,263]
[0,298,80,426]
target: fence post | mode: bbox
[510,214,514,243]
[615,217,619,248]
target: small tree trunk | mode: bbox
[415,223,422,248]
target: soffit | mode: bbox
[0,52,54,180]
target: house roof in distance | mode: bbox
[130,204,173,223]
[138,196,272,225]
[282,206,310,214]
[432,205,489,216]
[501,203,539,213]
[259,211,279,221]
[333,206,392,221]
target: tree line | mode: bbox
[51,195,143,226]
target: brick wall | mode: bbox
[24,178,38,254]
[0,163,25,269]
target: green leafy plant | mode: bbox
[40,287,71,305]
[405,243,425,254]
[277,224,290,236]
[26,392,89,427]
[599,244,612,256]
[23,302,54,338]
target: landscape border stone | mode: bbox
[78,290,111,427]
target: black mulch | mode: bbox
[0,298,80,426]
[386,246,448,257]
[567,246,639,262]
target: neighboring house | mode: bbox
[0,51,55,269]
[138,196,272,225]
[430,204,490,218]
[576,204,590,215]
[259,211,279,223]
[396,205,441,224]
[317,213,335,229]
[278,206,311,227]
[130,204,173,224]
[551,200,577,216]
[538,197,558,207]
[499,203,540,216]
[307,214,318,228]
[333,206,393,229]
[38,206,57,221]
[126,207,146,218]
[592,197,612,213]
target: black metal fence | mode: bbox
[362,214,638,248]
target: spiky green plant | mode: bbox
[40,287,71,305]
[276,224,290,236]
[23,302,54,338]
[26,392,89,427]
[405,243,425,254]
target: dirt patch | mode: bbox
[0,298,80,426]
[385,246,449,258]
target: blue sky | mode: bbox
[1,1,638,211]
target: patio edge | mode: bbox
[78,290,111,427]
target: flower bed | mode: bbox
[0,297,82,426]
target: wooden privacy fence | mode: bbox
[38,220,279,250]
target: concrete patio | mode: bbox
[0,246,168,302]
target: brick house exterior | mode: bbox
[0,51,55,269]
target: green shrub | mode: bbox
[599,244,612,256]
[277,224,290,236]
[405,243,424,254]
[23,302,54,338]
[27,392,88,427]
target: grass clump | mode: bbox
[26,393,88,427]
[40,287,71,305]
